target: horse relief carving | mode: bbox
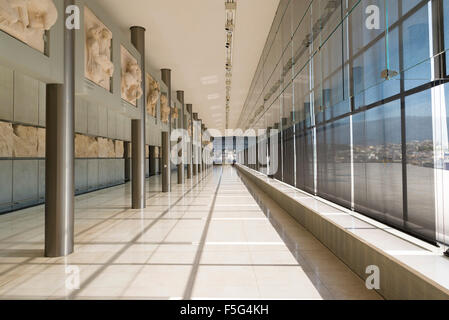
[85,7,114,90]
[146,73,160,118]
[0,0,58,52]
[121,45,143,106]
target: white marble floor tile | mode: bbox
[0,167,382,300]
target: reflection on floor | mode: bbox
[0,166,382,300]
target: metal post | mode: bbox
[192,113,199,176]
[161,69,172,134]
[130,26,146,209]
[201,123,206,173]
[198,119,203,174]
[162,131,170,192]
[131,120,145,208]
[176,91,185,184]
[124,141,131,182]
[149,146,156,176]
[186,104,193,179]
[45,0,75,257]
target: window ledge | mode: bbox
[236,164,449,300]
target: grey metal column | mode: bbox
[130,26,146,209]
[149,146,157,176]
[161,69,172,189]
[162,131,170,192]
[192,113,199,176]
[198,119,203,174]
[161,69,172,134]
[45,0,75,257]
[131,120,145,208]
[201,124,206,173]
[124,142,131,182]
[176,91,185,184]
[186,104,193,179]
[210,137,214,170]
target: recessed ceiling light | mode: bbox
[208,93,220,100]
[200,75,219,85]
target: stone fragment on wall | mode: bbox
[37,127,45,158]
[13,124,38,157]
[146,73,160,117]
[115,140,124,158]
[107,139,115,157]
[75,134,88,158]
[75,134,99,158]
[87,136,99,158]
[0,0,58,53]
[0,121,14,157]
[98,137,108,158]
[98,137,115,158]
[84,6,114,90]
[121,45,142,106]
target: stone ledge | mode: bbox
[236,164,449,300]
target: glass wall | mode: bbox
[239,0,449,246]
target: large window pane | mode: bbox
[316,117,352,208]
[405,89,436,242]
[353,101,403,225]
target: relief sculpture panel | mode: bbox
[0,0,58,53]
[84,6,114,91]
[121,45,142,106]
[160,94,170,123]
[146,73,160,118]
[171,107,178,120]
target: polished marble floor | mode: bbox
[0,166,382,300]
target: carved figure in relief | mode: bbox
[121,46,143,105]
[160,94,170,123]
[0,0,58,52]
[187,119,192,136]
[146,73,160,117]
[122,61,142,105]
[172,107,178,120]
[86,24,114,88]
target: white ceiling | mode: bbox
[96,0,279,132]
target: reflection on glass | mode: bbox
[316,117,352,208]
[405,90,435,241]
[239,0,448,246]
[353,101,403,225]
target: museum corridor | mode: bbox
[0,167,381,300]
[1,0,449,303]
